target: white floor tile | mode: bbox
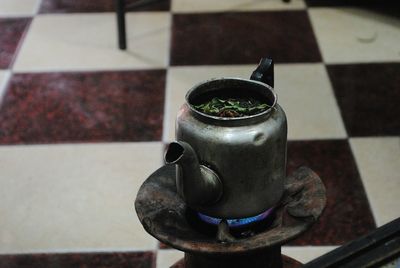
[282,246,337,264]
[309,8,400,63]
[13,13,171,72]
[172,0,305,13]
[275,63,347,140]
[156,249,184,267]
[0,142,163,253]
[164,64,346,141]
[350,137,400,227]
[0,0,40,16]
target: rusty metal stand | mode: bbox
[172,254,302,268]
[177,247,284,268]
[135,166,326,268]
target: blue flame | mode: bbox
[198,208,274,228]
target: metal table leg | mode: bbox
[116,0,126,50]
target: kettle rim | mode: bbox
[185,77,278,122]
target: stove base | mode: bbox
[171,254,302,268]
[135,165,326,268]
[136,166,326,255]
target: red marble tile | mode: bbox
[0,18,31,69]
[327,63,400,137]
[0,252,154,268]
[287,139,376,245]
[0,70,166,144]
[39,0,170,13]
[170,11,321,66]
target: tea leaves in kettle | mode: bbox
[194,97,270,117]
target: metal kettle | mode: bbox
[164,58,287,219]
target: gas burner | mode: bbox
[135,165,326,268]
[197,207,274,228]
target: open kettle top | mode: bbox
[184,58,277,122]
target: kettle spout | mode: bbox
[165,141,222,207]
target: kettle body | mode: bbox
[173,75,287,219]
[164,58,287,219]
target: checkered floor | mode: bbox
[0,0,399,267]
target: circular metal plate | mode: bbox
[135,165,326,254]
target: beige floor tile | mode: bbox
[282,246,337,264]
[0,0,40,16]
[156,249,184,267]
[164,64,346,141]
[275,64,346,140]
[0,142,163,253]
[309,8,400,63]
[13,13,171,72]
[350,137,400,227]
[172,0,305,13]
[0,70,11,104]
